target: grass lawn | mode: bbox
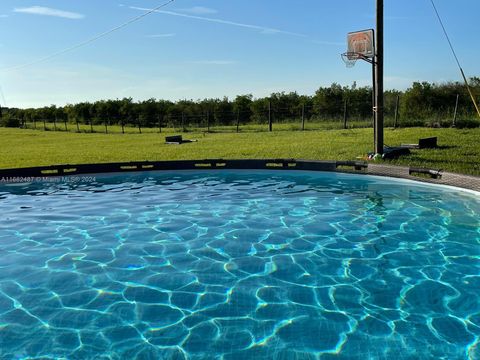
[1,126,479,175]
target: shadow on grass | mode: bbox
[434,145,458,150]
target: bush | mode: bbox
[0,116,21,128]
[398,119,427,128]
[455,119,480,129]
[438,120,454,128]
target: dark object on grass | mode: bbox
[165,135,197,145]
[368,146,411,160]
[402,137,438,149]
[418,137,438,148]
[382,147,411,159]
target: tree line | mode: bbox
[1,78,479,128]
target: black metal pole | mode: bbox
[372,61,376,147]
[343,99,348,129]
[375,0,384,154]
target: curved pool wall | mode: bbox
[0,164,479,359]
[0,159,479,192]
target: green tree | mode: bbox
[233,95,253,124]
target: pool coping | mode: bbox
[0,159,479,193]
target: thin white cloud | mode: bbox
[311,40,344,47]
[147,33,176,38]
[130,6,307,37]
[187,60,237,65]
[13,6,84,20]
[177,6,218,15]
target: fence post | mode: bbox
[138,117,142,134]
[453,94,459,127]
[104,114,108,134]
[236,109,240,133]
[343,99,348,129]
[158,114,162,133]
[268,101,272,132]
[301,104,305,131]
[207,110,210,132]
[394,95,400,129]
[53,116,57,131]
[76,118,80,132]
[182,112,186,132]
[43,119,47,131]
[121,118,125,134]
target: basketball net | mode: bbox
[341,52,360,68]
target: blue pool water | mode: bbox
[0,170,479,359]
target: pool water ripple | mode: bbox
[0,171,479,359]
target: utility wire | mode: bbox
[429,0,480,119]
[1,0,175,73]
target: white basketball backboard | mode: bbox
[347,29,375,58]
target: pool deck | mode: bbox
[0,159,479,193]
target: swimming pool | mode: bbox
[0,170,479,359]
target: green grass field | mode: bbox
[1,126,479,175]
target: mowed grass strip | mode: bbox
[1,127,479,175]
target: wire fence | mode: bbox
[3,96,479,134]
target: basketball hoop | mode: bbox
[341,52,361,68]
[341,29,375,67]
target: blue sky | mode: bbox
[0,0,479,108]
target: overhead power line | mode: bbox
[1,0,176,73]
[429,0,480,119]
